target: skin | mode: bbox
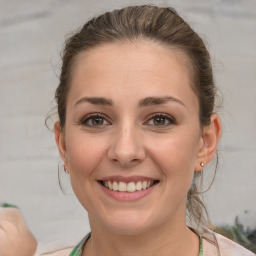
[0,207,37,256]
[55,40,221,256]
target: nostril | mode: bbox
[107,137,146,166]
[110,156,143,168]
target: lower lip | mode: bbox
[99,183,157,201]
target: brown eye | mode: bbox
[91,117,104,125]
[147,114,175,127]
[153,116,166,125]
[80,114,110,127]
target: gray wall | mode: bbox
[0,0,255,245]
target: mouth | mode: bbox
[98,180,159,193]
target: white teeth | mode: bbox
[112,181,118,191]
[108,181,113,190]
[119,182,127,192]
[127,182,136,192]
[102,180,155,192]
[136,181,142,190]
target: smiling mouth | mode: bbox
[98,180,159,193]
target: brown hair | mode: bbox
[54,5,219,230]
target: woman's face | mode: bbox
[56,40,209,235]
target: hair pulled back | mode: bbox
[55,5,217,229]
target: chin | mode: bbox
[100,209,156,235]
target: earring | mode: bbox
[200,162,204,167]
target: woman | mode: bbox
[41,5,254,256]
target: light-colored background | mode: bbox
[0,0,255,245]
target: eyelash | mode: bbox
[146,113,176,127]
[79,112,176,128]
[79,113,110,127]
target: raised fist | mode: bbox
[0,207,37,256]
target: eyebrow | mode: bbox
[74,97,113,107]
[74,96,186,108]
[138,96,186,108]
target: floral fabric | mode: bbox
[69,234,90,256]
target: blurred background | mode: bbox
[0,0,255,247]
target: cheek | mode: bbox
[148,131,199,183]
[65,133,109,210]
[65,132,108,178]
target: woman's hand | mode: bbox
[0,207,37,256]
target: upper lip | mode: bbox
[98,175,158,183]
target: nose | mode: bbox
[107,124,146,168]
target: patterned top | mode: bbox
[69,233,90,256]
[69,233,203,256]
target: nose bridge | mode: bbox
[108,119,145,167]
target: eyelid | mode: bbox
[78,112,176,127]
[145,112,176,126]
[79,113,111,126]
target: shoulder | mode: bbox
[35,242,74,256]
[35,233,90,256]
[39,247,74,256]
[215,232,255,256]
[203,230,255,256]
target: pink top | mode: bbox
[36,231,255,256]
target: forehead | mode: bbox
[68,40,198,110]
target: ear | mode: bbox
[195,114,221,171]
[54,122,67,165]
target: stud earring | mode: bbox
[200,162,204,167]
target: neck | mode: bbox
[83,217,199,256]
